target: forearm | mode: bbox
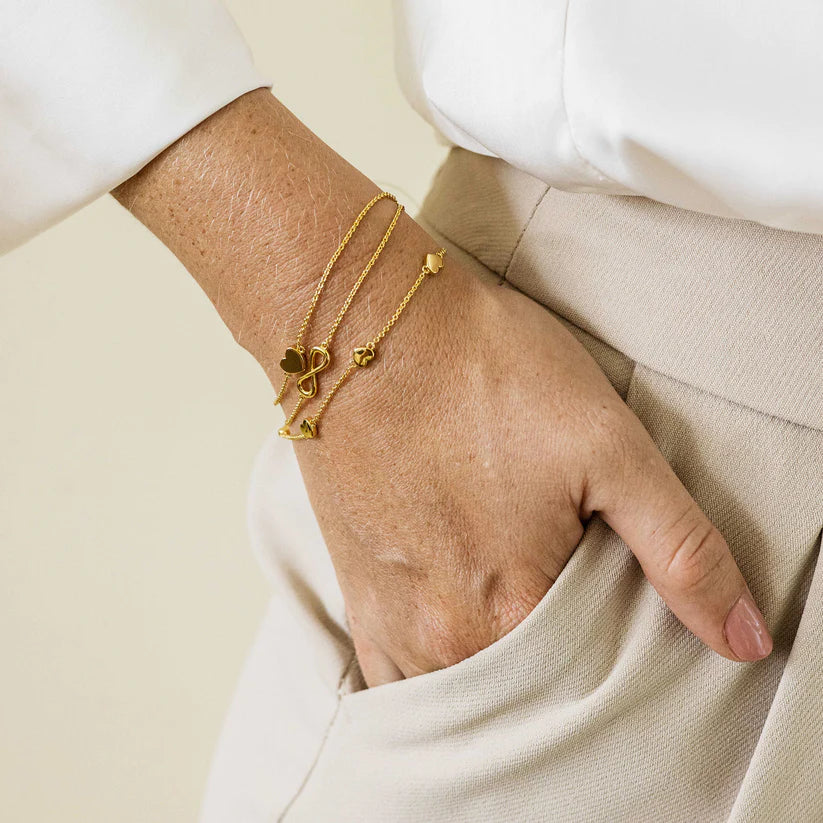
[111,88,448,390]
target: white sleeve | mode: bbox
[394,0,823,236]
[0,0,270,255]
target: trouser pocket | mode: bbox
[286,365,823,823]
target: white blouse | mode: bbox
[0,0,268,255]
[394,0,823,236]
[4,0,823,255]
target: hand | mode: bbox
[111,89,772,686]
[293,244,773,685]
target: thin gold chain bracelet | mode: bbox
[278,248,446,441]
[273,191,403,405]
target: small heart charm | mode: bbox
[425,252,443,274]
[299,418,317,439]
[279,346,306,375]
[352,345,375,368]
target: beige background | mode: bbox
[0,3,447,821]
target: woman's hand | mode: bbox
[113,89,772,688]
[293,241,773,685]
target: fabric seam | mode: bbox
[276,652,359,822]
[501,184,551,282]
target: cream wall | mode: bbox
[0,3,447,821]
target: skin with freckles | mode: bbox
[113,89,772,687]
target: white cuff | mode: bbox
[0,0,271,254]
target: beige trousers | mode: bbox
[201,148,823,823]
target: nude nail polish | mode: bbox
[724,590,773,661]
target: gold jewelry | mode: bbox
[278,248,446,440]
[274,191,403,404]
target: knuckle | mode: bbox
[413,607,482,670]
[663,520,728,594]
[414,580,548,671]
[490,587,546,636]
[425,621,488,670]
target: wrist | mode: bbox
[110,86,482,438]
[292,242,491,448]
[112,89,390,378]
[263,208,435,387]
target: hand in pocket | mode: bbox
[293,252,773,687]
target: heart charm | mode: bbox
[299,418,317,439]
[352,345,375,368]
[425,252,443,274]
[279,346,306,375]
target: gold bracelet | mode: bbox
[273,191,404,405]
[278,248,446,440]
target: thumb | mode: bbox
[596,424,773,663]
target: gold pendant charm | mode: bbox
[279,346,306,375]
[425,252,443,274]
[296,345,331,398]
[277,420,317,440]
[352,345,375,367]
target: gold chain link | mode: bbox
[278,247,446,440]
[273,191,402,405]
[321,202,404,349]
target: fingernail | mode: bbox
[724,590,773,661]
